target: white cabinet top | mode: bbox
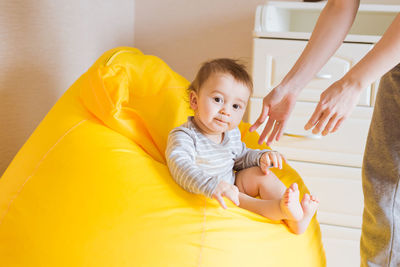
[254,1,400,43]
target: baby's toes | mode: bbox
[302,193,310,204]
[310,195,319,203]
[290,183,299,193]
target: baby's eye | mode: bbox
[233,104,241,110]
[214,97,223,103]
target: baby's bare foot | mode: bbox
[280,183,303,221]
[289,193,320,234]
[285,193,319,235]
[301,193,319,219]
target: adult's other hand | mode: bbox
[304,79,362,135]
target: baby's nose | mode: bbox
[220,107,231,116]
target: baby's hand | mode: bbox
[212,180,240,209]
[260,151,286,174]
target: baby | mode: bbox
[165,58,319,234]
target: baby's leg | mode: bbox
[235,167,303,221]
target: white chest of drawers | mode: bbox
[248,2,400,266]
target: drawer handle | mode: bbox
[283,132,322,140]
[315,73,332,80]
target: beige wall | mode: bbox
[0,1,134,175]
[135,0,267,81]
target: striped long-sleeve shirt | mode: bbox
[165,116,270,198]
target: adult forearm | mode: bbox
[279,0,359,94]
[340,13,400,91]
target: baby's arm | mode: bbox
[233,142,270,171]
[234,142,286,175]
[166,129,239,208]
[166,129,219,198]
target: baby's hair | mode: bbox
[188,58,253,95]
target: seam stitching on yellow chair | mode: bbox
[0,119,87,227]
[105,50,137,66]
[197,197,207,267]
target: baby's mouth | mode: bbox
[215,118,228,125]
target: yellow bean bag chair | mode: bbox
[0,47,325,266]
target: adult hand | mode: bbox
[304,79,362,136]
[259,151,287,174]
[212,180,240,209]
[249,87,297,145]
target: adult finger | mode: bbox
[266,121,281,146]
[332,117,345,133]
[312,111,331,135]
[305,104,323,131]
[250,105,269,132]
[322,114,339,136]
[258,118,274,145]
[214,194,227,209]
[275,120,287,141]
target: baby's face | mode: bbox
[190,73,250,136]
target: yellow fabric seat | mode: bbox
[0,47,325,266]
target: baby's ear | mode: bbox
[189,91,198,110]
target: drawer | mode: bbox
[289,161,363,228]
[252,38,373,106]
[320,224,361,267]
[248,98,373,168]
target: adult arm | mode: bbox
[250,0,360,145]
[305,13,400,135]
